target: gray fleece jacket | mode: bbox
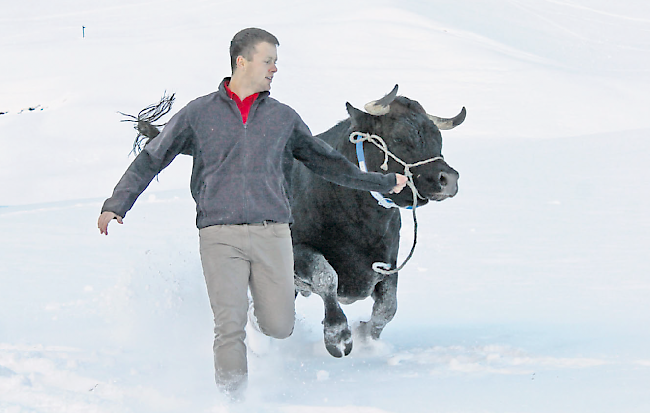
[102,79,397,228]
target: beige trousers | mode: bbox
[199,223,296,391]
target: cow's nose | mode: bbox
[438,170,459,196]
[439,171,449,187]
[439,170,457,187]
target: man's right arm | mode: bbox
[98,108,193,235]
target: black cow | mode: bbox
[290,85,465,357]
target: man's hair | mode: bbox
[230,28,279,73]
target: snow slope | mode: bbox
[1,1,649,412]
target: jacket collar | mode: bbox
[218,77,270,101]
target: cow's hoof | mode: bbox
[324,324,353,357]
[358,321,383,340]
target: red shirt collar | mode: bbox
[224,81,259,124]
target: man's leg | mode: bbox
[199,225,250,393]
[248,223,296,339]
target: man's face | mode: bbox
[239,41,278,93]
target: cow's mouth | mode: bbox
[393,188,454,208]
[411,185,456,202]
[428,191,456,201]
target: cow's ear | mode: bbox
[346,102,371,128]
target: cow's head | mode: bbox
[345,85,465,208]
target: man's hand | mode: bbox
[390,174,408,194]
[98,211,123,235]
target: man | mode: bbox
[98,28,407,396]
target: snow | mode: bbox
[1,0,649,412]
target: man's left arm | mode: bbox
[289,120,407,194]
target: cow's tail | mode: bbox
[118,92,175,156]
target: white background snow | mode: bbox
[1,0,649,412]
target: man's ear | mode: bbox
[236,55,246,71]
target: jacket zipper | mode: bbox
[241,99,262,224]
[242,122,248,223]
[229,96,262,224]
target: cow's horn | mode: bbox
[364,84,399,116]
[428,107,467,130]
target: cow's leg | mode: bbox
[293,244,352,357]
[360,274,398,340]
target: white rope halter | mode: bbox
[349,131,443,275]
[349,131,443,202]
